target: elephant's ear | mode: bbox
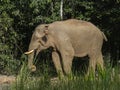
[44,25,49,35]
[41,25,49,43]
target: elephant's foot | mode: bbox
[29,65,36,72]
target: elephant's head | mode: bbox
[25,24,55,72]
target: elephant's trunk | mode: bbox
[25,49,36,72]
[25,50,36,71]
[25,39,40,72]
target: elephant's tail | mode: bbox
[101,32,108,41]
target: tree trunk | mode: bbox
[60,0,63,20]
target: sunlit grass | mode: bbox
[10,60,120,90]
[10,55,120,90]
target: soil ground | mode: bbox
[0,75,15,90]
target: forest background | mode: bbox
[0,0,120,75]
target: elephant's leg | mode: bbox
[87,53,97,76]
[62,53,74,75]
[57,33,74,75]
[96,52,104,72]
[52,51,64,76]
[60,47,74,75]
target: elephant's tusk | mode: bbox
[24,49,34,55]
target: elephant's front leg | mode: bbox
[60,48,74,75]
[52,51,64,76]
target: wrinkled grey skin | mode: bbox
[26,19,107,76]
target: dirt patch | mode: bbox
[0,75,16,90]
[0,75,16,84]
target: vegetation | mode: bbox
[0,0,120,89]
[11,62,120,90]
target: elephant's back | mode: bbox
[50,19,99,32]
[51,19,92,27]
[49,19,103,42]
[50,19,101,36]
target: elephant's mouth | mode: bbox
[25,40,47,55]
[39,40,47,47]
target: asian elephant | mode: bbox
[25,19,107,76]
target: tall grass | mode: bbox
[11,56,120,90]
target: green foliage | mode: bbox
[0,0,20,75]
[0,54,21,75]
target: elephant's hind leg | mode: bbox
[87,50,97,76]
[88,51,104,76]
[96,52,104,72]
[88,56,96,76]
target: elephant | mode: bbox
[25,19,107,76]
